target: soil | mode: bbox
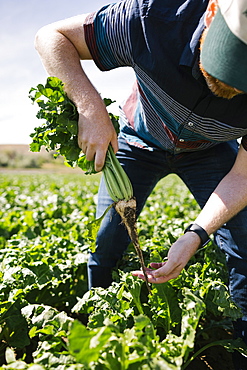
[187,345,235,370]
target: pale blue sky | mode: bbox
[0,0,135,144]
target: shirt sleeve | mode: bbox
[83,1,136,71]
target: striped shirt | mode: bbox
[84,0,247,153]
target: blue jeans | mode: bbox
[87,137,247,369]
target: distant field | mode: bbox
[0,144,45,155]
[0,144,82,173]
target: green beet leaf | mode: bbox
[68,320,112,366]
[29,77,119,170]
[84,204,114,252]
[0,300,30,349]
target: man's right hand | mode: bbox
[77,97,119,172]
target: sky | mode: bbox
[0,0,135,144]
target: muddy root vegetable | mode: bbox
[115,199,151,294]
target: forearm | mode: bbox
[35,16,118,170]
[34,16,103,113]
[195,146,247,235]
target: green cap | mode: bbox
[201,0,247,93]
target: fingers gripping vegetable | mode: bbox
[29,76,151,293]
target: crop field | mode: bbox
[0,171,245,369]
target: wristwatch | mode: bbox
[184,223,211,247]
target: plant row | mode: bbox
[0,173,246,369]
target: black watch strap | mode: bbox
[184,223,210,247]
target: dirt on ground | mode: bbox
[187,346,235,370]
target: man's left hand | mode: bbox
[132,232,201,284]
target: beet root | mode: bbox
[115,198,151,294]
